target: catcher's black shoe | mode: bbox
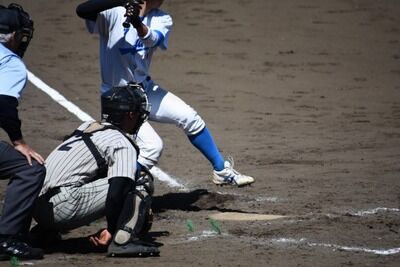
[107,240,160,257]
[0,239,43,261]
[29,225,62,249]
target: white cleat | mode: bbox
[212,157,255,187]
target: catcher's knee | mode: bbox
[113,187,153,245]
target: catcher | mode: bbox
[32,83,159,257]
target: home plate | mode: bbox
[209,212,286,221]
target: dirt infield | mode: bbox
[0,0,399,266]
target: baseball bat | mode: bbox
[123,17,131,28]
[122,0,143,28]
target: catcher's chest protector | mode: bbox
[63,122,140,178]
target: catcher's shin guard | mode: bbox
[113,189,152,245]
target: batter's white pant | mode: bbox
[136,79,205,169]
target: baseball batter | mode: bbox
[76,0,255,186]
[32,84,159,257]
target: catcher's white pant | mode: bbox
[34,179,109,230]
[136,79,205,169]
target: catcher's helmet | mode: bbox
[101,83,150,132]
[0,3,34,57]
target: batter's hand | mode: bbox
[13,139,45,165]
[124,0,143,28]
[125,0,144,7]
[89,228,112,247]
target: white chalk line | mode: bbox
[167,231,228,245]
[271,238,400,256]
[168,231,400,256]
[27,70,184,188]
[27,71,94,122]
[187,230,225,241]
[289,206,400,222]
[149,166,186,189]
[351,207,400,216]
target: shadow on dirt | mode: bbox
[39,232,165,255]
[153,189,243,213]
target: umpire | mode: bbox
[0,3,46,261]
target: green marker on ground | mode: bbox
[185,219,194,232]
[209,219,221,235]
[10,256,20,267]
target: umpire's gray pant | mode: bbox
[0,141,46,236]
[33,178,109,231]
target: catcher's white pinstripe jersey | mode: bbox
[40,120,137,196]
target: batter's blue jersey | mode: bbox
[85,7,172,93]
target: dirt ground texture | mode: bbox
[0,0,399,266]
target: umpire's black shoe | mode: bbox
[107,240,160,257]
[0,239,43,261]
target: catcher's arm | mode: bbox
[105,177,135,235]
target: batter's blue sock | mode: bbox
[188,126,225,171]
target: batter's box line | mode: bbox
[280,207,400,224]
[166,232,400,256]
[350,207,400,217]
[28,70,186,190]
[269,237,400,256]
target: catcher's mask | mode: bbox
[101,83,151,133]
[0,3,34,57]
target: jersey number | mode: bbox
[58,138,82,151]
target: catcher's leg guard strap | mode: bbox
[113,190,152,245]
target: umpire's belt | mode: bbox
[43,187,61,201]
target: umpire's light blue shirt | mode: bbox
[0,43,27,99]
